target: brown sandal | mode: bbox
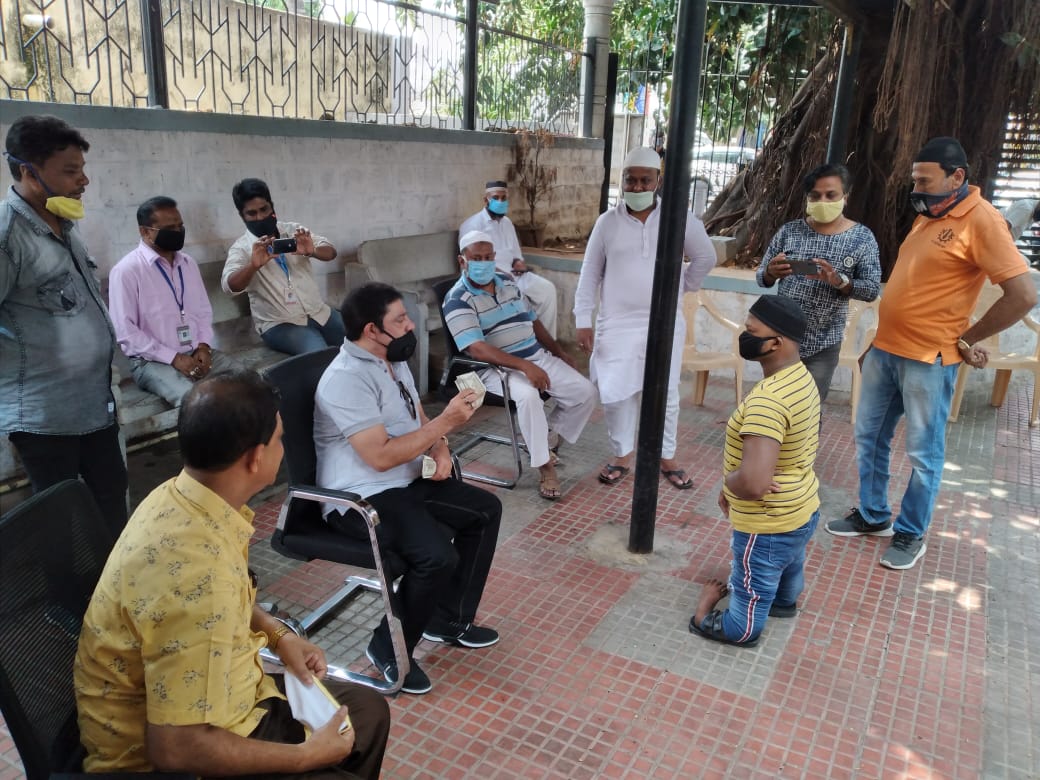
[539,472,562,500]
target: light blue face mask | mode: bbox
[466,260,498,285]
[487,199,509,216]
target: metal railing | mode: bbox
[0,0,589,133]
[614,2,832,200]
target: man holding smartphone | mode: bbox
[756,163,881,402]
[222,177,345,355]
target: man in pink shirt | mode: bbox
[109,196,242,407]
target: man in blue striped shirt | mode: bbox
[443,230,597,500]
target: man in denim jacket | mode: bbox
[0,114,127,533]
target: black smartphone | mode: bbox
[786,257,820,276]
[269,237,298,254]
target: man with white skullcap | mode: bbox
[459,180,560,336]
[573,146,718,490]
[443,230,597,500]
[825,136,1036,571]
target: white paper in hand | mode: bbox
[454,371,487,409]
[283,671,352,734]
[421,455,437,479]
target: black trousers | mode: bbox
[9,423,129,536]
[203,674,391,780]
[329,477,502,657]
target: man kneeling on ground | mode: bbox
[690,296,820,647]
[75,371,390,777]
[314,282,502,695]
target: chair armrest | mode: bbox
[286,484,380,529]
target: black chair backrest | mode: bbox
[263,347,340,487]
[433,276,464,361]
[0,480,116,779]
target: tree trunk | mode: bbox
[703,0,1040,277]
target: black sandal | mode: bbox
[688,609,759,648]
[661,468,694,490]
[598,464,630,485]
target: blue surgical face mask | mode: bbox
[466,260,498,285]
[487,198,509,216]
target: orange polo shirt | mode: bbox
[875,186,1028,365]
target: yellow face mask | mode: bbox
[3,152,86,220]
[806,198,844,224]
[44,195,85,221]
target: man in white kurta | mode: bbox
[459,180,559,336]
[574,147,718,489]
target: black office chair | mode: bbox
[433,277,524,488]
[0,479,190,780]
[262,347,409,694]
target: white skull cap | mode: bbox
[623,146,662,170]
[459,229,494,251]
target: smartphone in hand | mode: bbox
[269,237,298,255]
[786,257,820,276]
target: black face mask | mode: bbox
[380,328,417,362]
[245,214,279,238]
[738,331,778,361]
[150,227,186,252]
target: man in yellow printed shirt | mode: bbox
[74,371,390,778]
[690,295,820,647]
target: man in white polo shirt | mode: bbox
[314,282,502,696]
[459,180,559,336]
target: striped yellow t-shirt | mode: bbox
[723,361,820,534]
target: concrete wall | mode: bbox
[0,101,604,299]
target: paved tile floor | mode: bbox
[1,370,1037,779]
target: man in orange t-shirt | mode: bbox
[825,137,1036,571]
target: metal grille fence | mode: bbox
[0,0,587,133]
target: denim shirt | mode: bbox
[0,188,117,434]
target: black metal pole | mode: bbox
[582,37,597,139]
[463,0,478,130]
[139,0,169,108]
[826,21,861,165]
[628,0,708,554]
[599,52,619,214]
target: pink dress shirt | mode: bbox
[108,241,215,365]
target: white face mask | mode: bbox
[623,190,655,212]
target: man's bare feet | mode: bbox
[693,578,729,627]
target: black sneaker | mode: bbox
[422,620,500,648]
[825,508,894,537]
[768,602,798,618]
[879,532,927,570]
[365,643,432,695]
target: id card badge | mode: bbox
[177,324,192,346]
[285,287,298,304]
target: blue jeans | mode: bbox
[855,347,958,539]
[721,511,819,643]
[261,308,346,355]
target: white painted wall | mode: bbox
[0,103,604,296]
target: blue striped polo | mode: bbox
[442,273,539,358]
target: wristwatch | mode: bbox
[834,272,851,289]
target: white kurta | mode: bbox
[573,200,717,405]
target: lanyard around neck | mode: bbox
[155,260,186,315]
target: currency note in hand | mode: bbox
[422,455,437,479]
[454,371,486,409]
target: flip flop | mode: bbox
[598,464,630,485]
[661,469,694,490]
[539,473,562,500]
